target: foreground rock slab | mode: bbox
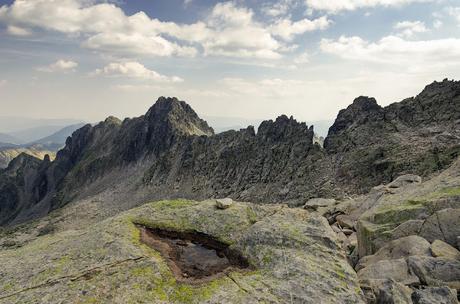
[0,200,364,303]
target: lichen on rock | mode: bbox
[0,199,364,303]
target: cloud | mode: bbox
[394,21,427,38]
[0,0,329,60]
[36,60,78,73]
[270,16,331,41]
[294,52,310,64]
[82,32,197,57]
[320,35,460,72]
[305,0,434,13]
[92,61,183,83]
[198,2,282,59]
[447,7,460,24]
[6,25,31,36]
[219,77,305,98]
[262,0,294,17]
[433,20,443,29]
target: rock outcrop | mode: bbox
[0,200,364,303]
[326,79,460,193]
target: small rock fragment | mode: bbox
[342,228,354,236]
[336,214,355,229]
[215,198,233,209]
[303,198,336,211]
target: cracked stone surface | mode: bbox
[356,157,460,257]
[0,200,364,303]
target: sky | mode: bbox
[0,0,459,124]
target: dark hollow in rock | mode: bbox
[138,226,251,283]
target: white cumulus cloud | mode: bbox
[270,16,331,41]
[305,0,434,13]
[447,7,460,24]
[36,60,78,73]
[6,25,31,36]
[92,61,184,83]
[0,0,329,60]
[320,35,460,73]
[394,21,427,38]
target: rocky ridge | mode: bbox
[0,80,459,226]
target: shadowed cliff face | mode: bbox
[325,79,460,192]
[1,80,460,226]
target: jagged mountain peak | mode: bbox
[349,96,380,111]
[145,96,214,137]
[258,114,313,143]
[325,96,383,143]
[419,78,459,97]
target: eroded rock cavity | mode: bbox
[138,226,251,283]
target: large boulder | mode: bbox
[419,208,460,247]
[357,258,420,285]
[303,198,336,211]
[359,278,413,304]
[387,175,422,189]
[0,200,365,303]
[411,287,458,304]
[407,256,460,290]
[356,235,432,271]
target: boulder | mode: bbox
[431,240,460,260]
[336,214,355,229]
[359,278,413,304]
[408,256,460,289]
[411,286,458,304]
[356,236,432,271]
[357,258,420,286]
[419,208,460,248]
[387,174,422,189]
[303,198,336,211]
[215,198,233,209]
[342,228,354,236]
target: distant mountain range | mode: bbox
[0,117,83,134]
[0,123,86,168]
[0,133,20,145]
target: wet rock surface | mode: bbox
[138,226,250,282]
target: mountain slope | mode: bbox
[1,80,460,226]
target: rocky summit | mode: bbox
[0,79,460,304]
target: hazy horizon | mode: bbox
[1,0,459,123]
